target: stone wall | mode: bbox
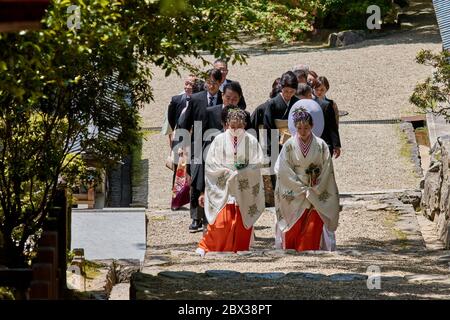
[421,135,450,249]
[400,122,423,178]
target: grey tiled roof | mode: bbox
[433,0,450,50]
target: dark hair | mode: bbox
[221,105,247,125]
[280,71,298,90]
[317,76,330,91]
[297,83,312,97]
[270,77,281,98]
[207,68,223,82]
[293,69,308,82]
[313,79,327,90]
[292,109,314,126]
[223,81,243,98]
[308,70,318,79]
[214,59,228,68]
[193,79,205,93]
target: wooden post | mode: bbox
[35,247,57,299]
[87,186,95,208]
[30,263,53,299]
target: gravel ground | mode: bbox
[146,204,417,275]
[334,124,421,192]
[140,201,450,299]
[141,28,441,128]
[109,283,130,300]
[132,272,450,300]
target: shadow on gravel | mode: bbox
[130,270,450,300]
[150,242,200,251]
[239,28,441,57]
[339,237,426,252]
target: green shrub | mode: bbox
[131,131,145,188]
[243,1,317,43]
[316,0,397,30]
[0,287,15,300]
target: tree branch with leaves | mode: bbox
[410,50,450,118]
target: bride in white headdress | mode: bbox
[274,108,340,251]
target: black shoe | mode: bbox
[189,220,203,233]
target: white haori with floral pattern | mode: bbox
[204,130,265,229]
[274,134,340,233]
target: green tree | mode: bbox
[0,0,318,267]
[410,50,450,118]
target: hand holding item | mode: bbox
[234,162,248,171]
[334,147,341,159]
[233,155,249,171]
[305,163,321,187]
[199,193,205,208]
[168,134,173,148]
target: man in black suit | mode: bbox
[214,59,247,110]
[178,68,223,232]
[263,71,299,190]
[166,76,207,194]
[167,75,196,134]
[205,81,250,132]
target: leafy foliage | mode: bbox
[410,50,450,117]
[0,287,15,300]
[238,1,318,43]
[315,0,397,30]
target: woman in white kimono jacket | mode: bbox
[275,109,340,251]
[196,107,266,256]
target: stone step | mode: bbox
[109,283,130,300]
[416,214,447,250]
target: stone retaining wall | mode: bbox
[400,122,423,178]
[421,135,450,249]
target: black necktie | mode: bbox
[209,96,215,107]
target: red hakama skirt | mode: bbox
[284,208,323,251]
[198,203,253,253]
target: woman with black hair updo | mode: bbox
[196,107,265,256]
